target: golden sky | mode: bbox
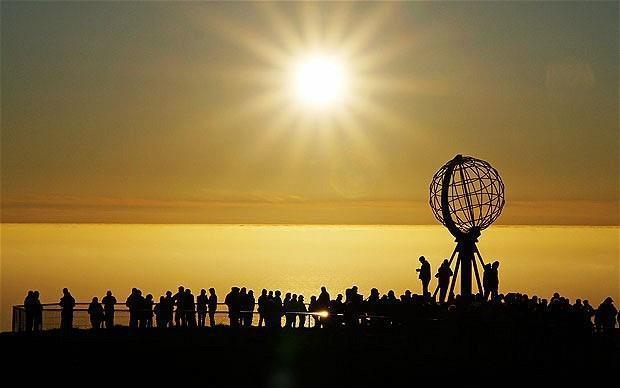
[1,1,618,225]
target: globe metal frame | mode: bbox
[429,154,505,300]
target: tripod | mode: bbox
[432,240,486,300]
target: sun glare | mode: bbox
[294,55,347,107]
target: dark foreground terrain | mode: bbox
[2,322,618,384]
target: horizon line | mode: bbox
[1,222,618,228]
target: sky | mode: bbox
[1,1,618,225]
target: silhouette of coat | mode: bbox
[102,292,117,328]
[208,289,218,327]
[225,287,241,327]
[59,289,76,330]
[88,298,104,329]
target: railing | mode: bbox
[12,302,327,332]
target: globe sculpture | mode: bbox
[429,154,505,299]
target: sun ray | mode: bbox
[339,3,397,59]
[299,1,322,48]
[253,2,305,55]
[206,13,292,68]
[323,2,355,49]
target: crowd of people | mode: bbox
[20,256,619,333]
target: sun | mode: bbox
[293,55,347,107]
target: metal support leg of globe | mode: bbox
[433,241,486,302]
[460,239,475,299]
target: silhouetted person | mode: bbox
[225,287,241,327]
[264,291,275,328]
[197,289,208,328]
[257,289,268,327]
[317,286,330,328]
[155,296,165,328]
[489,261,499,299]
[102,290,117,329]
[283,292,293,328]
[308,296,319,328]
[164,290,175,328]
[273,290,283,328]
[24,291,35,332]
[143,294,154,328]
[59,288,76,331]
[297,295,307,328]
[331,294,345,327]
[208,288,218,327]
[134,289,146,327]
[126,288,140,328]
[88,297,104,329]
[416,256,431,297]
[185,289,196,328]
[245,290,255,327]
[173,286,186,327]
[32,291,42,331]
[436,259,453,303]
[482,263,492,300]
[583,299,595,329]
[290,294,298,328]
[239,287,249,326]
[366,288,380,315]
[488,261,500,299]
[595,297,617,331]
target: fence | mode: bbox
[12,302,326,332]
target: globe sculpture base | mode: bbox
[433,234,486,302]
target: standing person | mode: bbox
[317,287,330,328]
[595,297,618,331]
[173,286,186,327]
[273,290,283,328]
[59,288,76,331]
[264,291,275,328]
[435,259,453,304]
[154,296,165,328]
[289,294,299,328]
[143,294,154,328]
[24,291,35,332]
[135,289,146,328]
[33,291,43,331]
[87,297,104,329]
[583,300,595,329]
[225,287,241,327]
[416,256,431,297]
[184,289,196,328]
[297,295,307,328]
[257,289,268,327]
[489,261,500,300]
[283,293,293,328]
[239,288,248,326]
[208,288,218,327]
[163,291,174,328]
[102,290,117,329]
[482,264,492,300]
[197,289,208,328]
[245,290,255,327]
[125,288,140,328]
[308,296,319,328]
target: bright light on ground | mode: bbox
[294,55,347,107]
